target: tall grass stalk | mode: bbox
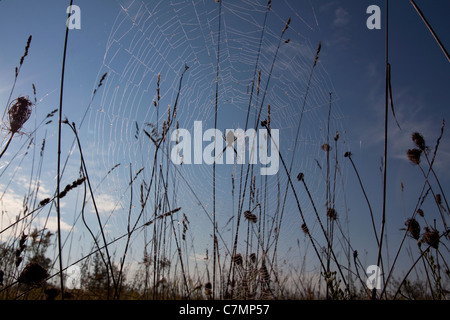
[56,0,74,298]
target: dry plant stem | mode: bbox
[393,230,449,299]
[409,0,450,62]
[9,211,174,299]
[67,121,117,296]
[382,121,446,298]
[347,155,379,245]
[56,0,73,298]
[263,125,326,274]
[114,164,134,299]
[0,133,14,159]
[230,17,289,296]
[273,41,321,273]
[300,177,348,290]
[373,0,389,300]
[2,35,32,121]
[424,152,450,215]
[159,170,190,298]
[212,0,222,299]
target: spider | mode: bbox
[213,130,242,163]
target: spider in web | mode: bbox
[213,130,242,163]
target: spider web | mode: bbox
[85,0,349,279]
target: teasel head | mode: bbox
[8,96,33,134]
[412,132,426,151]
[405,218,420,240]
[407,148,422,165]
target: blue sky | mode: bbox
[1,0,449,292]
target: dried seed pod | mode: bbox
[232,253,243,266]
[18,262,48,285]
[422,227,440,249]
[321,143,331,152]
[417,208,424,217]
[244,210,258,223]
[204,282,212,296]
[8,96,33,133]
[301,223,309,234]
[407,148,422,165]
[259,263,270,282]
[39,198,51,207]
[405,218,420,240]
[412,132,426,151]
[334,131,340,141]
[344,151,352,158]
[436,194,442,206]
[327,208,337,220]
[297,172,304,181]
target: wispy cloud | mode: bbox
[91,193,121,214]
[333,7,350,27]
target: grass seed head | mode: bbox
[301,223,309,234]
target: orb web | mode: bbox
[86,0,349,277]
